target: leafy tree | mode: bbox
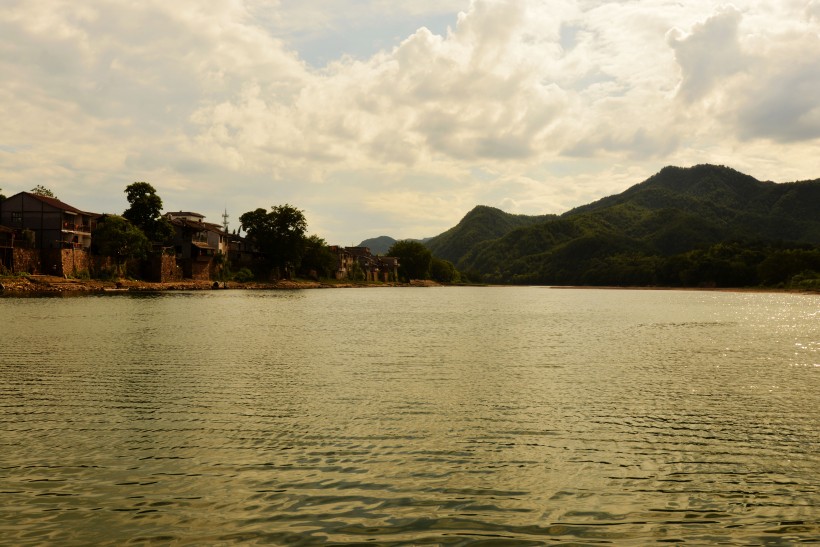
[240,204,308,275]
[0,187,5,202]
[31,185,56,198]
[123,182,174,244]
[430,257,458,283]
[388,240,432,281]
[213,251,230,284]
[758,249,820,286]
[91,215,150,275]
[300,234,336,279]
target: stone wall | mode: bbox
[90,256,116,278]
[144,254,183,282]
[44,249,114,278]
[12,248,41,274]
[53,248,91,277]
[190,259,211,281]
[178,258,213,280]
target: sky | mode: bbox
[2,0,819,245]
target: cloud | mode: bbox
[2,0,819,243]
[733,50,820,142]
[664,3,820,143]
[807,0,820,21]
[191,0,579,170]
[667,6,748,103]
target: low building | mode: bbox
[329,245,355,279]
[378,256,400,282]
[0,192,97,250]
[330,245,400,282]
[165,212,231,280]
[0,225,14,272]
[0,192,99,275]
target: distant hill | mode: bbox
[425,206,555,265]
[357,235,435,254]
[356,236,396,255]
[431,165,820,287]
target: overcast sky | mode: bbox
[2,1,819,244]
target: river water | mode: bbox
[1,287,818,545]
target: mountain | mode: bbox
[436,165,820,286]
[356,236,397,255]
[425,206,555,265]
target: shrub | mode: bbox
[233,268,255,282]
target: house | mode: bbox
[330,246,400,282]
[0,225,14,247]
[0,192,99,275]
[329,245,355,279]
[165,212,229,255]
[227,233,256,267]
[0,192,97,250]
[378,256,400,282]
[0,225,14,272]
[165,212,230,280]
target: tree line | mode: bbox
[470,240,820,290]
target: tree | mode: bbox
[91,215,150,275]
[31,185,56,198]
[387,240,432,281]
[0,187,5,202]
[430,257,458,283]
[300,234,336,279]
[123,182,174,244]
[758,248,820,286]
[213,251,231,284]
[240,204,308,276]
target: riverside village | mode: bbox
[0,185,413,293]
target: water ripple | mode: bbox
[1,288,818,545]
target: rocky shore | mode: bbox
[0,275,440,295]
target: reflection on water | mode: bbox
[1,287,818,545]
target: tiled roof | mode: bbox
[169,217,226,234]
[23,192,95,216]
[166,211,205,218]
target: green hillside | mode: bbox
[425,205,554,265]
[438,165,820,287]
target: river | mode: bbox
[1,287,818,545]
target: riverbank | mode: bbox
[0,275,441,295]
[5,276,813,296]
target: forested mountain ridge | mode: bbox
[566,164,820,224]
[424,205,555,265]
[435,165,820,287]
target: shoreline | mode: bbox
[0,275,441,295]
[1,276,817,296]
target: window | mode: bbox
[11,212,22,226]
